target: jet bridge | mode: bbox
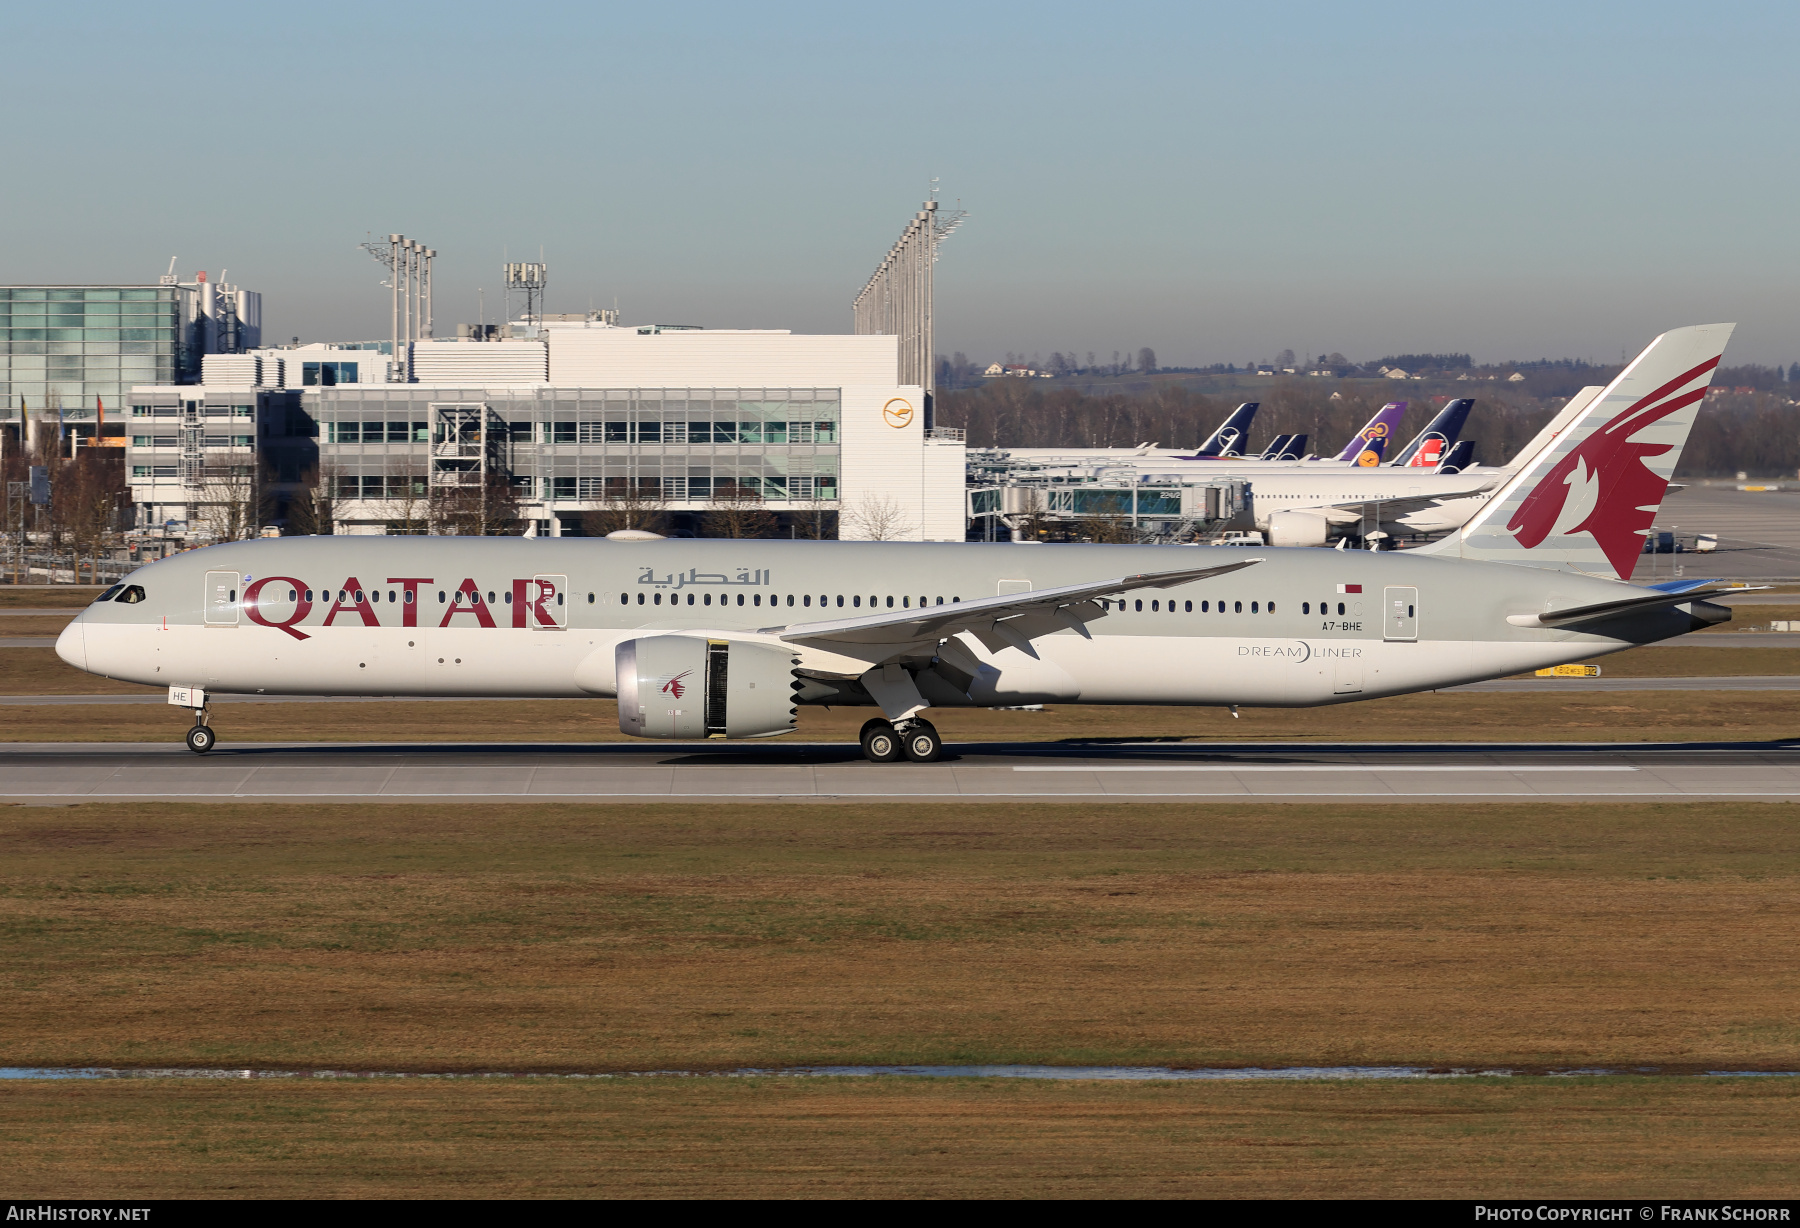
[966,449,1248,543]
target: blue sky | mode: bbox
[5,0,1797,366]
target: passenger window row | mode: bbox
[258,588,570,609]
[1112,598,1279,614]
[616,592,963,610]
[1105,598,1355,616]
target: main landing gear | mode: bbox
[859,717,942,764]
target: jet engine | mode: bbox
[1265,510,1330,548]
[616,636,800,739]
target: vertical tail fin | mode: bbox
[1258,432,1294,460]
[1196,403,1258,456]
[1499,385,1604,472]
[1335,401,1406,462]
[1435,439,1476,474]
[1391,398,1474,467]
[1417,324,1734,578]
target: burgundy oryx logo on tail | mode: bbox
[1507,355,1720,578]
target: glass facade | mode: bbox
[0,287,185,421]
[313,386,842,512]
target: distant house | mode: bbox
[983,363,1004,378]
[1003,364,1037,378]
[1507,372,1526,382]
[1384,367,1410,380]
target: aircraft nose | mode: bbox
[55,619,86,673]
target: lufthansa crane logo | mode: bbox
[882,398,915,429]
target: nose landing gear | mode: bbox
[172,687,216,754]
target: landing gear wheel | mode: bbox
[900,720,942,764]
[860,720,902,763]
[185,724,216,755]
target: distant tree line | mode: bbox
[936,372,1800,478]
[1373,353,1472,371]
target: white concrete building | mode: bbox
[129,321,968,543]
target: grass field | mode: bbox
[5,801,1797,1073]
[6,1077,1799,1198]
[0,587,105,609]
[4,798,1799,1197]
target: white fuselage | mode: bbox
[58,537,1705,720]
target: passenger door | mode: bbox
[1383,586,1418,642]
[203,571,240,626]
[532,574,568,629]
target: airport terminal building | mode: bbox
[124,320,967,542]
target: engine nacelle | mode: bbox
[1265,510,1330,548]
[616,636,799,739]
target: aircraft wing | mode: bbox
[771,559,1265,648]
[1309,482,1502,525]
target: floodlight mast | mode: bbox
[853,188,966,429]
[360,233,436,381]
[388,235,400,378]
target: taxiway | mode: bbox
[5,739,1799,803]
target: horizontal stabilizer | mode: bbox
[1505,584,1764,630]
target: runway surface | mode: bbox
[6,739,1800,802]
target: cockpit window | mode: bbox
[95,585,124,603]
[116,585,147,604]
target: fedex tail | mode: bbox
[1418,324,1733,579]
[1334,402,1406,464]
